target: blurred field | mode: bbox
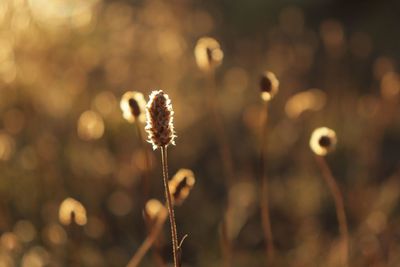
[0,0,399,266]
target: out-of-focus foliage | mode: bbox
[0,0,399,266]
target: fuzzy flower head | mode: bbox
[309,127,337,156]
[145,90,176,150]
[120,91,146,123]
[168,169,196,206]
[260,71,279,102]
[194,37,224,72]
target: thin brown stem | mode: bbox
[135,121,151,201]
[315,155,349,267]
[207,71,235,186]
[258,102,275,263]
[220,214,232,267]
[206,70,234,267]
[161,146,179,267]
[126,208,168,267]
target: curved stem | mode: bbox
[258,102,275,263]
[161,147,179,267]
[135,121,165,267]
[126,208,168,267]
[315,155,349,266]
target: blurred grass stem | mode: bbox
[207,71,234,186]
[315,155,349,266]
[220,214,232,267]
[135,121,151,203]
[127,208,168,267]
[259,102,275,264]
[207,70,234,267]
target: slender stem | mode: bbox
[161,146,179,267]
[126,208,169,267]
[135,121,165,267]
[258,102,275,263]
[315,155,349,266]
[135,121,151,202]
[206,70,234,267]
[220,212,232,267]
[207,71,235,186]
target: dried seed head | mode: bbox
[310,127,337,156]
[145,199,166,221]
[58,198,87,226]
[260,71,279,101]
[168,169,196,206]
[145,90,176,150]
[194,37,224,72]
[120,91,146,123]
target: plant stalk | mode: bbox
[315,155,349,267]
[259,102,275,264]
[161,146,179,267]
[206,70,234,267]
[126,208,168,267]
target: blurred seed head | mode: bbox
[58,198,87,226]
[309,127,337,156]
[107,191,132,217]
[145,199,165,220]
[168,169,195,206]
[380,71,400,100]
[13,220,36,243]
[260,71,279,101]
[0,232,20,252]
[373,56,395,80]
[93,91,117,117]
[194,37,223,72]
[21,246,49,267]
[77,110,104,140]
[320,19,345,58]
[42,223,67,246]
[145,90,176,150]
[285,89,326,119]
[120,91,146,123]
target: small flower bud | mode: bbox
[120,91,146,123]
[59,198,87,226]
[310,127,337,156]
[168,169,196,206]
[194,37,224,72]
[260,71,279,101]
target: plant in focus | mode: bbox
[145,90,180,267]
